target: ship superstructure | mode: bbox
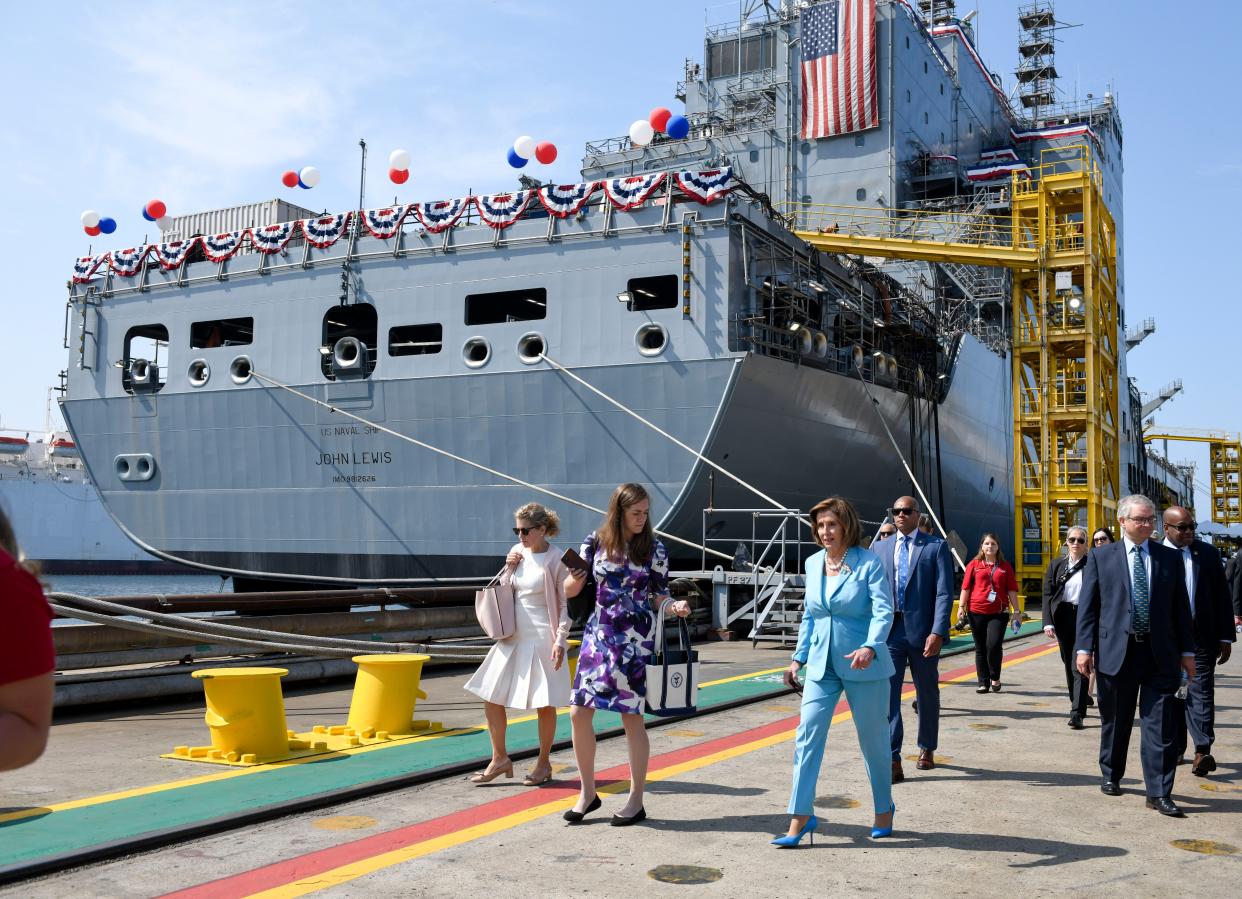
[58,1,1172,588]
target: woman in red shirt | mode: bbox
[0,509,55,771]
[956,534,1019,693]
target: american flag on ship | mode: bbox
[800,0,877,139]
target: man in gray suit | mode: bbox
[877,495,954,782]
[1076,494,1195,816]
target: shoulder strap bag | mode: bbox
[644,598,698,717]
[474,564,517,640]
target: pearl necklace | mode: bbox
[824,551,849,575]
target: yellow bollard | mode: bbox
[346,654,431,736]
[567,639,582,685]
[192,667,290,762]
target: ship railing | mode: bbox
[781,202,1025,252]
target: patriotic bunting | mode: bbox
[359,206,407,239]
[538,181,598,218]
[72,254,108,284]
[202,230,248,262]
[474,190,533,229]
[108,246,150,276]
[413,198,469,233]
[153,240,195,272]
[674,167,735,204]
[301,212,351,247]
[251,222,295,254]
[603,172,667,211]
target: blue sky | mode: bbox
[0,1,1236,512]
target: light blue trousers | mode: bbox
[788,669,893,816]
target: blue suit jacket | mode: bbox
[1075,539,1193,680]
[876,531,954,644]
[793,547,895,683]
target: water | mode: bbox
[45,573,228,598]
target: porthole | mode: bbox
[229,355,252,384]
[187,359,210,387]
[635,323,668,357]
[517,332,546,365]
[462,337,491,369]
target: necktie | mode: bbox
[897,536,910,611]
[1131,545,1149,635]
[1183,547,1194,614]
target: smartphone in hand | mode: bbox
[561,547,589,573]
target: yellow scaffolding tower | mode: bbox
[1143,429,1242,526]
[791,145,1118,590]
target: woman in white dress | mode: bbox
[464,502,572,786]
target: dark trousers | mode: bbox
[967,611,1008,684]
[1172,645,1218,758]
[887,613,941,759]
[1052,603,1089,717]
[1097,636,1180,798]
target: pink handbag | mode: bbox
[474,566,516,640]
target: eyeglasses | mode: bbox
[1066,537,1085,544]
[512,526,540,536]
[1126,516,1157,526]
[1165,522,1196,532]
[1093,536,1110,544]
[878,529,896,536]
[890,507,917,516]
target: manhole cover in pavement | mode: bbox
[905,753,953,763]
[648,865,724,885]
[665,729,706,738]
[815,795,860,809]
[313,815,378,831]
[1018,701,1050,707]
[968,723,1007,731]
[1199,783,1241,793]
[1170,839,1239,855]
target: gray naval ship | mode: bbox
[60,1,1153,586]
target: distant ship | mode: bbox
[56,1,1190,588]
[0,428,186,574]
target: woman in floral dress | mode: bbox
[562,483,691,826]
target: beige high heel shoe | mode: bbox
[469,760,514,784]
[522,766,553,786]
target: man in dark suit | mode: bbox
[1161,506,1234,776]
[1227,551,1242,625]
[877,495,954,782]
[1076,494,1195,816]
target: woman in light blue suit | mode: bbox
[773,496,896,847]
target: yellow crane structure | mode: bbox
[1142,428,1242,525]
[789,144,1118,590]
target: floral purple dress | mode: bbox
[569,533,670,714]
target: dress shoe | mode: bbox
[1068,714,1084,730]
[771,815,817,848]
[891,759,905,783]
[1086,695,1095,707]
[1100,780,1121,796]
[1145,796,1184,817]
[989,681,1002,693]
[563,794,601,823]
[976,683,990,694]
[870,803,896,839]
[469,759,513,784]
[1191,753,1217,777]
[610,807,647,827]
[916,749,934,771]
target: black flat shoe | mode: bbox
[990,682,1002,693]
[1145,796,1184,817]
[976,684,989,694]
[563,794,601,823]
[610,807,647,827]
[1068,715,1084,730]
[1100,780,1121,796]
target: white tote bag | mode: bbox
[644,599,698,717]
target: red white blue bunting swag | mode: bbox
[251,222,295,254]
[154,241,194,272]
[538,181,598,218]
[474,191,533,229]
[202,231,247,262]
[359,207,407,240]
[603,172,667,211]
[414,198,468,233]
[675,167,735,204]
[108,247,149,276]
[73,255,107,284]
[301,213,352,247]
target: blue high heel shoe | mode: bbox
[870,803,896,839]
[771,815,817,848]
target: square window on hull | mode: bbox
[625,275,679,311]
[123,323,168,394]
[388,323,443,356]
[465,287,547,325]
[190,317,253,348]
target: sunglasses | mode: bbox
[1093,536,1110,544]
[1165,522,1196,533]
[1066,537,1085,544]
[512,526,540,536]
[890,507,917,516]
